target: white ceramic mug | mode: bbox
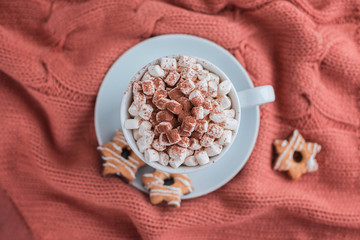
[121,55,275,174]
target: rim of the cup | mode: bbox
[120,54,241,174]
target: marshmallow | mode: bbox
[208,80,218,98]
[158,152,170,166]
[152,139,166,151]
[186,149,194,157]
[169,158,184,168]
[166,129,181,144]
[181,116,197,133]
[178,126,192,137]
[166,100,182,115]
[189,138,202,150]
[124,119,140,129]
[160,57,177,71]
[164,70,181,86]
[195,80,208,94]
[192,63,203,72]
[168,87,184,101]
[178,97,192,112]
[200,134,215,147]
[142,130,155,145]
[211,100,222,112]
[224,109,235,118]
[128,102,139,117]
[139,121,152,135]
[142,72,155,81]
[195,119,208,133]
[205,142,223,157]
[192,106,204,120]
[154,98,170,110]
[180,67,197,81]
[132,81,142,95]
[144,149,159,162]
[168,145,188,161]
[154,122,172,133]
[136,137,150,153]
[138,104,154,120]
[218,130,232,145]
[133,129,141,140]
[179,79,196,95]
[134,93,146,108]
[217,96,231,110]
[202,98,213,110]
[207,123,224,138]
[177,137,190,148]
[156,110,174,122]
[184,156,198,166]
[142,80,155,95]
[153,78,166,90]
[209,112,226,123]
[189,90,204,106]
[195,150,209,165]
[148,65,165,77]
[197,70,210,81]
[191,131,203,140]
[159,133,171,146]
[209,73,220,84]
[223,118,238,130]
[178,55,196,67]
[152,89,167,103]
[203,109,210,117]
[218,80,232,95]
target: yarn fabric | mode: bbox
[0,0,359,239]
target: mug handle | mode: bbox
[237,85,275,108]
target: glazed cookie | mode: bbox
[142,170,193,207]
[98,129,145,182]
[273,129,321,180]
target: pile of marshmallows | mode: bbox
[124,55,238,168]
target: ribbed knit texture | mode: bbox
[0,0,359,239]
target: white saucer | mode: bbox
[95,34,260,199]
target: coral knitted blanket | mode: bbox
[0,0,359,239]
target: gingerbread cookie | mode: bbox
[142,170,193,207]
[273,129,321,180]
[98,129,145,182]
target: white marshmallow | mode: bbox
[133,129,141,141]
[124,119,140,129]
[189,90,203,101]
[158,152,170,166]
[159,133,171,146]
[218,130,232,145]
[186,149,194,157]
[192,63,203,72]
[184,156,198,166]
[148,65,165,77]
[205,142,223,157]
[169,158,184,168]
[195,80,208,93]
[134,93,146,108]
[160,57,177,71]
[136,137,150,153]
[168,146,188,161]
[223,118,238,130]
[180,67,197,81]
[218,80,232,95]
[224,109,235,118]
[142,71,154,81]
[178,55,196,67]
[203,108,210,117]
[128,102,139,117]
[142,130,155,145]
[192,106,204,120]
[208,80,218,98]
[138,104,153,120]
[144,149,159,162]
[139,121,152,135]
[152,139,166,151]
[197,70,210,81]
[209,73,220,84]
[189,139,202,150]
[217,96,231,110]
[195,150,209,165]
[209,112,226,123]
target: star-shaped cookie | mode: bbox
[273,129,321,180]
